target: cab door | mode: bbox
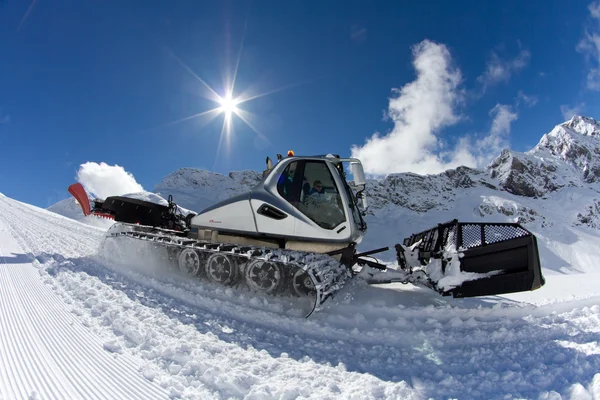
[250,160,302,238]
[252,158,350,241]
[291,160,349,239]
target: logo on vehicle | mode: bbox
[209,219,221,223]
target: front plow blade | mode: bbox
[402,220,545,297]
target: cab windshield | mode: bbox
[277,160,346,229]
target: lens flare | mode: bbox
[218,94,239,117]
[150,25,312,166]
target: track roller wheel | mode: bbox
[244,259,284,295]
[178,248,202,277]
[205,253,238,285]
[289,266,316,297]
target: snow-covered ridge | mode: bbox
[489,116,600,197]
[561,115,600,137]
[485,119,599,198]
[48,196,89,221]
[364,166,498,212]
[51,116,600,217]
[155,168,262,192]
[361,116,600,213]
[153,168,263,213]
[534,116,600,182]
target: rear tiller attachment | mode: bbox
[357,220,545,298]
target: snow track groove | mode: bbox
[0,197,169,400]
[0,256,41,399]
[0,258,76,400]
[8,262,161,400]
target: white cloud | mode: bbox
[577,2,600,90]
[516,91,538,107]
[478,48,530,90]
[76,162,144,199]
[351,40,476,175]
[351,41,523,175]
[474,104,518,166]
[489,104,518,136]
[560,103,586,120]
[591,1,600,18]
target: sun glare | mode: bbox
[218,94,239,116]
[156,33,309,165]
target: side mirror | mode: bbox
[357,190,368,211]
[351,162,366,187]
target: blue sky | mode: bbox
[1,0,599,208]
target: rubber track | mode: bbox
[105,223,350,317]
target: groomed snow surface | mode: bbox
[2,195,600,399]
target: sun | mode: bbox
[218,94,239,117]
[153,43,309,163]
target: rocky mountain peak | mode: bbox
[487,116,600,197]
[532,116,600,183]
[562,115,600,137]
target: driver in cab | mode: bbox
[308,180,326,202]
[307,180,343,207]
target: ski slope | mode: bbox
[2,193,600,399]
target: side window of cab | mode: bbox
[276,161,301,203]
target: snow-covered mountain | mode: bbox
[51,115,600,219]
[48,196,90,221]
[154,168,264,212]
[49,116,600,273]
[489,115,600,197]
[49,169,264,223]
[363,116,600,211]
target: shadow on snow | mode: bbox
[1,252,36,264]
